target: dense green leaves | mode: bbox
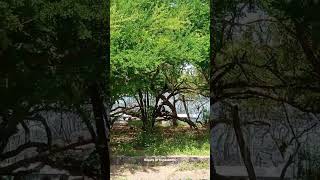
[0,0,108,107]
[111,0,209,99]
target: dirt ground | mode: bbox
[111,164,209,180]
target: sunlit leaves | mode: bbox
[111,0,210,99]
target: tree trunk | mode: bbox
[138,90,148,131]
[90,83,110,180]
[182,95,192,123]
[151,96,161,128]
[0,108,26,154]
[172,95,178,127]
[210,151,217,178]
[223,127,231,161]
[76,106,97,141]
[231,105,256,180]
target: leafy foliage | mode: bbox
[111,0,209,100]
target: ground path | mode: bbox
[111,155,209,180]
[111,164,209,180]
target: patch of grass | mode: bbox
[111,124,209,156]
[177,121,189,127]
[127,120,143,128]
[176,161,209,171]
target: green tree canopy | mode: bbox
[111,0,209,100]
